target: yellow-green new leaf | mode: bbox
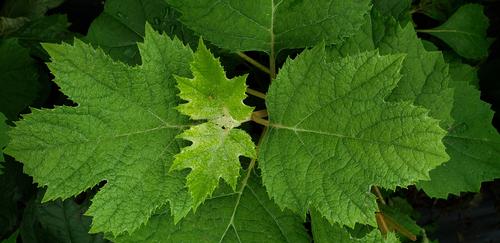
[173,40,256,209]
[176,40,253,128]
[171,122,255,209]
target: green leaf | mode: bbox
[329,11,455,128]
[419,4,492,60]
[5,25,194,236]
[171,122,255,209]
[375,15,455,128]
[175,40,253,126]
[0,0,65,19]
[419,63,500,198]
[372,0,412,25]
[0,113,8,173]
[113,175,310,243]
[311,211,400,243]
[19,196,107,243]
[86,0,197,64]
[172,40,255,208]
[0,159,36,237]
[0,39,40,121]
[259,47,449,227]
[166,0,371,53]
[417,0,464,21]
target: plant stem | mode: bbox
[252,110,268,118]
[376,212,389,235]
[373,186,386,205]
[246,88,266,99]
[237,52,271,75]
[251,115,270,127]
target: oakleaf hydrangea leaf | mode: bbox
[114,175,310,243]
[0,113,8,173]
[175,40,253,127]
[419,4,492,60]
[172,40,255,209]
[5,24,194,236]
[259,46,449,227]
[166,0,371,53]
[419,63,500,198]
[171,123,255,209]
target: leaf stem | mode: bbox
[372,186,386,205]
[246,88,266,99]
[237,52,271,75]
[252,110,268,118]
[376,212,389,236]
[251,115,269,127]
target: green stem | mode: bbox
[246,88,266,99]
[237,52,271,75]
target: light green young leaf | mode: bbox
[311,211,400,243]
[176,40,253,127]
[419,4,492,60]
[5,25,194,236]
[259,46,449,227]
[166,0,371,53]
[113,175,310,243]
[171,122,255,209]
[419,63,500,198]
[172,40,255,208]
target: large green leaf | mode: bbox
[0,39,40,121]
[259,47,449,227]
[5,25,194,236]
[86,0,197,64]
[166,0,371,53]
[419,63,500,198]
[419,4,491,60]
[114,175,310,243]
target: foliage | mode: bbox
[0,0,498,242]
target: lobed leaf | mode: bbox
[419,63,500,197]
[5,24,194,236]
[113,175,310,243]
[259,46,449,227]
[166,0,371,53]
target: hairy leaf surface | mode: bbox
[259,47,449,227]
[114,175,309,243]
[419,63,500,197]
[420,4,491,60]
[166,0,371,53]
[5,25,194,236]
